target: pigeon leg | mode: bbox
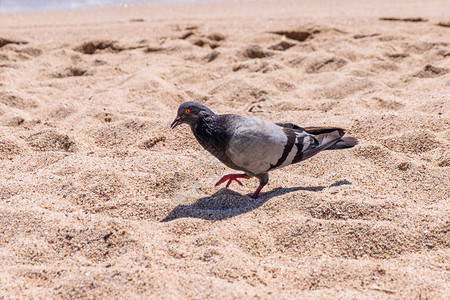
[250,185,264,199]
[250,173,269,199]
[215,173,250,188]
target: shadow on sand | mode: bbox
[161,180,351,222]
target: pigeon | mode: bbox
[171,101,357,199]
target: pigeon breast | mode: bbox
[192,114,244,172]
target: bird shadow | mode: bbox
[160,180,351,222]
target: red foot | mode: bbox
[250,185,264,199]
[215,173,249,188]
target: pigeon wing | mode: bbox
[225,116,288,175]
[226,118,347,175]
[272,124,347,167]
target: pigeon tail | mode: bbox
[303,126,358,151]
[303,126,345,135]
[326,136,358,150]
[301,129,345,161]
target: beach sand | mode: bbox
[0,0,449,298]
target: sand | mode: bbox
[0,0,449,298]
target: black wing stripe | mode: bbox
[292,136,304,164]
[268,128,296,170]
[292,135,319,164]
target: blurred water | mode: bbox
[0,0,194,12]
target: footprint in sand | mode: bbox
[308,199,399,222]
[385,52,409,59]
[379,17,428,22]
[437,21,450,27]
[0,138,24,159]
[0,92,38,109]
[27,130,76,152]
[93,119,152,148]
[75,40,145,55]
[49,105,77,120]
[305,57,347,73]
[268,41,296,51]
[243,45,274,59]
[14,47,42,57]
[204,33,225,48]
[414,64,449,78]
[0,38,28,48]
[363,97,404,111]
[179,31,195,40]
[269,30,312,42]
[203,50,219,62]
[75,40,121,54]
[381,130,442,154]
[193,39,207,47]
[276,220,423,259]
[53,67,90,78]
[140,136,167,150]
[353,33,380,39]
[207,33,225,42]
[182,32,224,49]
[233,60,283,73]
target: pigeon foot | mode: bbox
[215,173,249,188]
[250,185,264,199]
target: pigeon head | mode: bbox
[171,101,214,129]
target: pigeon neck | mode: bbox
[190,110,215,133]
[190,110,213,128]
[199,108,215,118]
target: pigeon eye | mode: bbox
[185,109,191,114]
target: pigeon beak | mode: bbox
[170,116,182,129]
